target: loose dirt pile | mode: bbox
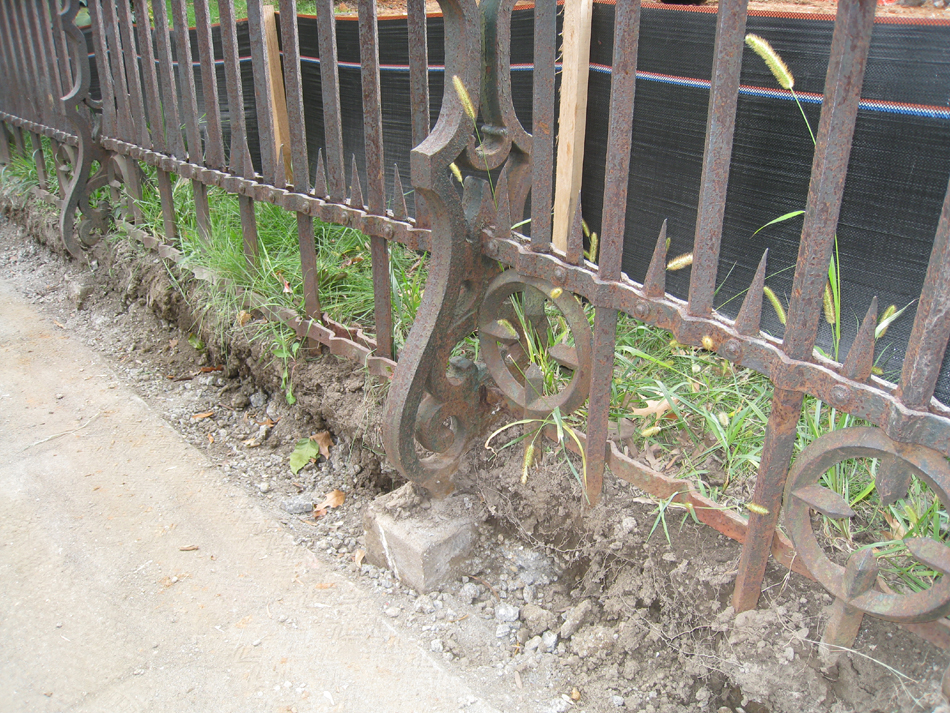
[1,191,947,712]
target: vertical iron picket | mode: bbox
[359,0,394,360]
[217,0,260,268]
[279,0,324,336]
[316,0,346,201]
[407,0,429,227]
[246,0,279,186]
[170,0,212,242]
[733,0,877,612]
[686,0,749,318]
[194,0,226,171]
[530,0,556,248]
[585,0,641,505]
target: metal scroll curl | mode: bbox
[381,0,538,497]
[478,270,593,420]
[784,426,950,624]
[59,0,113,259]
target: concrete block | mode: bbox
[363,483,478,593]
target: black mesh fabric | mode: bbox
[80,5,950,401]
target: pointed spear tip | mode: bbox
[734,250,769,336]
[392,163,408,220]
[643,219,670,298]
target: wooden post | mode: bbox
[263,3,293,185]
[552,0,593,254]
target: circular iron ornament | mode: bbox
[478,270,593,420]
[784,427,950,624]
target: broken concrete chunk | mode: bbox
[559,598,594,639]
[363,486,478,593]
[522,603,557,637]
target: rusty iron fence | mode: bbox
[3,0,950,665]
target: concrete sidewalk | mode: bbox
[0,276,498,712]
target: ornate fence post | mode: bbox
[58,0,112,259]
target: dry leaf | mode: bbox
[312,431,334,460]
[629,398,674,418]
[256,418,278,427]
[199,366,224,373]
[207,433,214,444]
[571,687,581,701]
[883,510,907,539]
[192,411,214,421]
[316,489,346,510]
[243,437,262,448]
[314,583,335,589]
[313,507,328,519]
[169,338,179,348]
[179,545,199,552]
[354,549,366,567]
[237,310,253,326]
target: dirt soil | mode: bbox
[2,189,949,713]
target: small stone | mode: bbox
[541,630,558,653]
[522,603,556,636]
[55,622,63,628]
[415,595,436,614]
[55,393,64,400]
[258,481,271,493]
[541,698,571,713]
[281,496,314,515]
[560,599,593,639]
[525,635,542,652]
[385,607,401,618]
[430,639,444,653]
[250,391,267,409]
[458,582,480,605]
[571,625,615,658]
[495,623,513,638]
[252,639,262,647]
[495,602,520,623]
[612,695,626,707]
[231,392,250,409]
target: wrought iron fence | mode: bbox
[3,0,950,662]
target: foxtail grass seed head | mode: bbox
[823,282,836,325]
[762,285,787,325]
[449,162,463,184]
[588,232,599,263]
[701,335,715,351]
[522,442,535,484]
[549,287,563,300]
[745,502,770,516]
[877,304,897,338]
[641,425,662,438]
[452,75,477,123]
[717,412,729,427]
[495,318,520,340]
[666,252,693,271]
[745,34,794,90]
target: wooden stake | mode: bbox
[263,3,293,185]
[552,0,593,254]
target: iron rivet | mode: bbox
[634,303,650,320]
[553,267,566,284]
[722,340,741,361]
[830,385,850,406]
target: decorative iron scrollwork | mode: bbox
[59,0,113,259]
[784,427,950,623]
[382,0,549,497]
[479,270,593,419]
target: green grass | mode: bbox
[3,131,947,597]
